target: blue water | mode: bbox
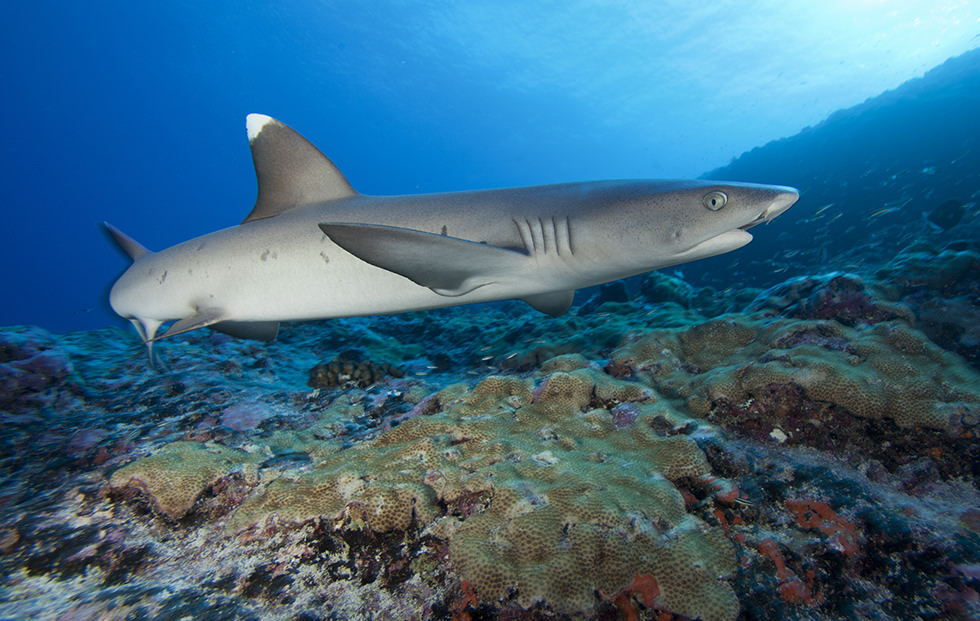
[4,6,980,617]
[1,1,978,333]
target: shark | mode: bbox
[105,114,798,362]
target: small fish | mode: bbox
[813,203,835,216]
[867,207,899,219]
[951,151,971,165]
[882,197,913,209]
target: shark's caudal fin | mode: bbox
[103,222,151,261]
[242,114,358,223]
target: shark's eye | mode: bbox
[702,191,728,211]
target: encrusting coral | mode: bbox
[120,366,738,620]
[108,441,262,520]
[610,313,980,432]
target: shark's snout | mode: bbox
[766,186,800,220]
[742,186,800,229]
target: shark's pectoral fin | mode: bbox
[211,320,280,342]
[522,291,575,317]
[319,222,529,296]
[157,308,227,340]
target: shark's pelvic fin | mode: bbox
[157,308,227,340]
[522,291,575,317]
[156,310,278,343]
[103,222,151,261]
[319,222,529,297]
[242,114,358,224]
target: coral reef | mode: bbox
[176,369,736,619]
[876,241,980,368]
[108,441,262,520]
[2,252,980,620]
[0,325,78,411]
[308,348,405,389]
[610,313,980,432]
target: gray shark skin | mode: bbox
[105,114,798,361]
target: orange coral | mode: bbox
[452,580,479,621]
[757,538,821,605]
[785,499,859,555]
[605,573,662,621]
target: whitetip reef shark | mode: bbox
[105,114,799,363]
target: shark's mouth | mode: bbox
[740,217,767,231]
[676,228,754,263]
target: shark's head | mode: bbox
[587,180,799,273]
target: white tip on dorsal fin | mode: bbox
[246,113,275,142]
[242,114,358,224]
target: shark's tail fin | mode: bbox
[103,222,152,261]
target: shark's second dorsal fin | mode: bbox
[242,114,357,224]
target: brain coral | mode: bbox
[219,370,737,620]
[108,441,261,520]
[611,315,980,431]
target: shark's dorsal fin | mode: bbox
[242,114,357,224]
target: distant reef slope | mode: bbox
[689,47,980,289]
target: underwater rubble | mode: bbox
[2,254,980,620]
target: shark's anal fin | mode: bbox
[242,114,358,224]
[522,291,575,317]
[212,320,280,342]
[319,222,529,297]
